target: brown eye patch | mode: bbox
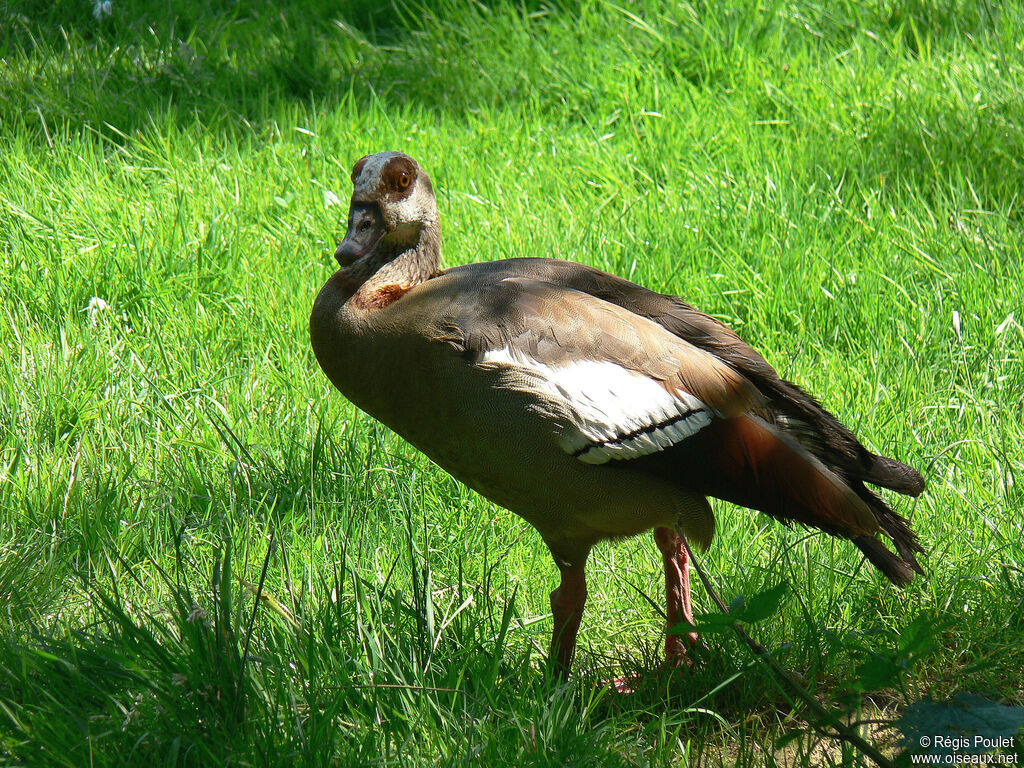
[382,157,417,200]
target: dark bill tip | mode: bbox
[335,239,366,267]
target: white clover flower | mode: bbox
[84,296,109,326]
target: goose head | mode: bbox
[335,151,440,270]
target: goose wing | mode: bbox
[502,258,925,497]
[434,272,762,465]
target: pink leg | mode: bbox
[654,526,697,665]
[548,566,588,678]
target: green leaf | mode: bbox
[670,582,789,636]
[895,694,1024,756]
[668,613,733,635]
[736,581,789,624]
[728,594,747,615]
[897,613,946,659]
[854,655,902,690]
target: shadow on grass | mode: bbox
[862,95,1024,220]
[3,0,1012,144]
[3,0,397,133]
[1,0,592,139]
[0,523,624,767]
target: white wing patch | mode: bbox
[478,348,712,464]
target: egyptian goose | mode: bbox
[310,151,926,677]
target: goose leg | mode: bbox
[548,565,588,677]
[653,526,698,665]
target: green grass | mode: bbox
[1,0,1022,765]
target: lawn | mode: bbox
[1,0,1022,765]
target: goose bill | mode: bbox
[336,203,385,266]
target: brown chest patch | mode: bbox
[352,283,412,310]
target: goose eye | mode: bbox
[398,171,411,189]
